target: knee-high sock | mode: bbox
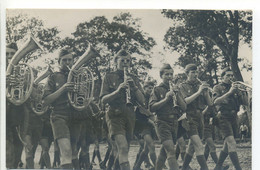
[204,144,210,161]
[134,151,147,168]
[216,150,228,168]
[155,155,166,170]
[72,158,80,169]
[229,152,242,170]
[107,154,114,170]
[196,155,208,170]
[96,149,102,163]
[182,153,193,169]
[175,144,180,160]
[150,152,157,167]
[210,152,218,164]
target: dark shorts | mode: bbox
[241,130,247,136]
[41,119,54,141]
[204,122,213,139]
[218,115,238,138]
[186,114,204,138]
[177,120,187,139]
[134,119,153,139]
[106,106,135,141]
[80,117,97,144]
[156,118,178,143]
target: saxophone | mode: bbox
[6,34,43,106]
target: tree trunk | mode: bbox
[230,10,244,82]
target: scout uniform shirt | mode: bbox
[44,69,72,115]
[179,79,208,119]
[149,82,180,121]
[213,82,244,119]
[100,70,143,109]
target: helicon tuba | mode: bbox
[67,42,100,111]
[6,34,43,106]
[31,65,53,115]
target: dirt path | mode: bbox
[20,142,251,169]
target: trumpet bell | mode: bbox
[68,67,94,111]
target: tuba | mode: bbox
[6,34,43,106]
[67,42,99,111]
[31,65,53,115]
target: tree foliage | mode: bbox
[60,12,156,83]
[6,13,61,63]
[162,10,252,83]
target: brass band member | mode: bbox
[6,42,24,169]
[100,49,145,170]
[21,69,45,168]
[133,80,157,170]
[179,64,212,170]
[213,68,248,170]
[149,63,186,170]
[43,48,75,169]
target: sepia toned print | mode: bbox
[5,9,252,169]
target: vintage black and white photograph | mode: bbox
[4,8,252,170]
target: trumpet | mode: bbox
[169,81,179,108]
[231,81,252,92]
[124,67,133,106]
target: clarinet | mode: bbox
[124,67,133,106]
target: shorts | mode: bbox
[186,114,204,138]
[204,122,213,139]
[77,118,93,144]
[156,118,178,143]
[241,130,247,136]
[134,119,153,139]
[177,120,187,139]
[50,113,81,142]
[106,106,135,141]
[41,119,54,141]
[218,115,238,138]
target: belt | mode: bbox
[220,110,236,114]
[158,114,175,119]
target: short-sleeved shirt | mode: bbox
[213,82,243,118]
[100,70,143,109]
[149,82,181,121]
[179,80,208,118]
[43,70,72,115]
[135,93,150,122]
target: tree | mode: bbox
[60,12,156,84]
[6,13,61,64]
[162,10,252,83]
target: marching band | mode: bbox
[5,35,252,170]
